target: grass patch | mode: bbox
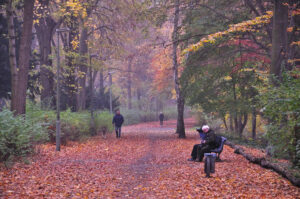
[120,106,185,125]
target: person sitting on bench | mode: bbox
[195,125,221,162]
[188,125,208,161]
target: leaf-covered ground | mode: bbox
[1,118,299,198]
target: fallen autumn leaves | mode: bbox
[1,118,299,198]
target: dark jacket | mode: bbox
[159,113,164,121]
[112,114,124,127]
[203,129,220,148]
[196,128,206,140]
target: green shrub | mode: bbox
[26,100,55,122]
[0,103,116,163]
[47,110,114,143]
[47,110,90,143]
[0,109,48,162]
[262,73,300,163]
[296,140,300,168]
[193,110,222,127]
[94,111,113,133]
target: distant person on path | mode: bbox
[188,126,207,161]
[112,110,124,138]
[195,125,221,162]
[159,112,164,127]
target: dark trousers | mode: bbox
[191,144,203,160]
[160,120,163,126]
[115,126,121,138]
[197,145,214,161]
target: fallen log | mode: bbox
[226,141,300,187]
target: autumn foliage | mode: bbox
[1,119,299,198]
[150,48,173,93]
[183,11,273,54]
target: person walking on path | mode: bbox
[112,110,124,138]
[159,112,164,127]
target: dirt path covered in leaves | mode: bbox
[1,118,299,198]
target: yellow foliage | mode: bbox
[245,114,267,134]
[171,89,177,100]
[288,58,300,64]
[183,11,273,54]
[59,0,88,19]
[291,41,300,46]
[240,68,255,72]
[292,8,300,16]
[223,76,232,81]
[33,19,39,25]
[71,39,79,50]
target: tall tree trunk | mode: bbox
[270,0,288,82]
[61,20,78,112]
[127,56,133,110]
[222,116,228,131]
[176,93,185,137]
[232,78,239,134]
[172,0,185,138]
[75,1,97,111]
[13,0,34,115]
[76,25,88,111]
[6,0,18,114]
[99,68,104,109]
[252,108,257,140]
[137,87,142,110]
[35,0,57,109]
[92,71,97,86]
[229,114,234,131]
[99,68,104,93]
[238,113,248,137]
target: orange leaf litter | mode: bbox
[0,118,299,198]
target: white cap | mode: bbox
[202,125,210,131]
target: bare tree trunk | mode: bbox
[222,116,228,131]
[75,1,98,111]
[99,68,104,92]
[127,56,133,110]
[92,71,97,86]
[252,108,257,140]
[61,20,78,111]
[137,87,142,110]
[35,0,57,109]
[270,0,288,82]
[98,68,104,109]
[176,93,185,137]
[232,78,239,134]
[229,114,234,131]
[76,25,88,111]
[12,0,34,115]
[6,0,18,114]
[238,113,248,137]
[172,0,185,138]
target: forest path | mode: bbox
[1,118,299,198]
